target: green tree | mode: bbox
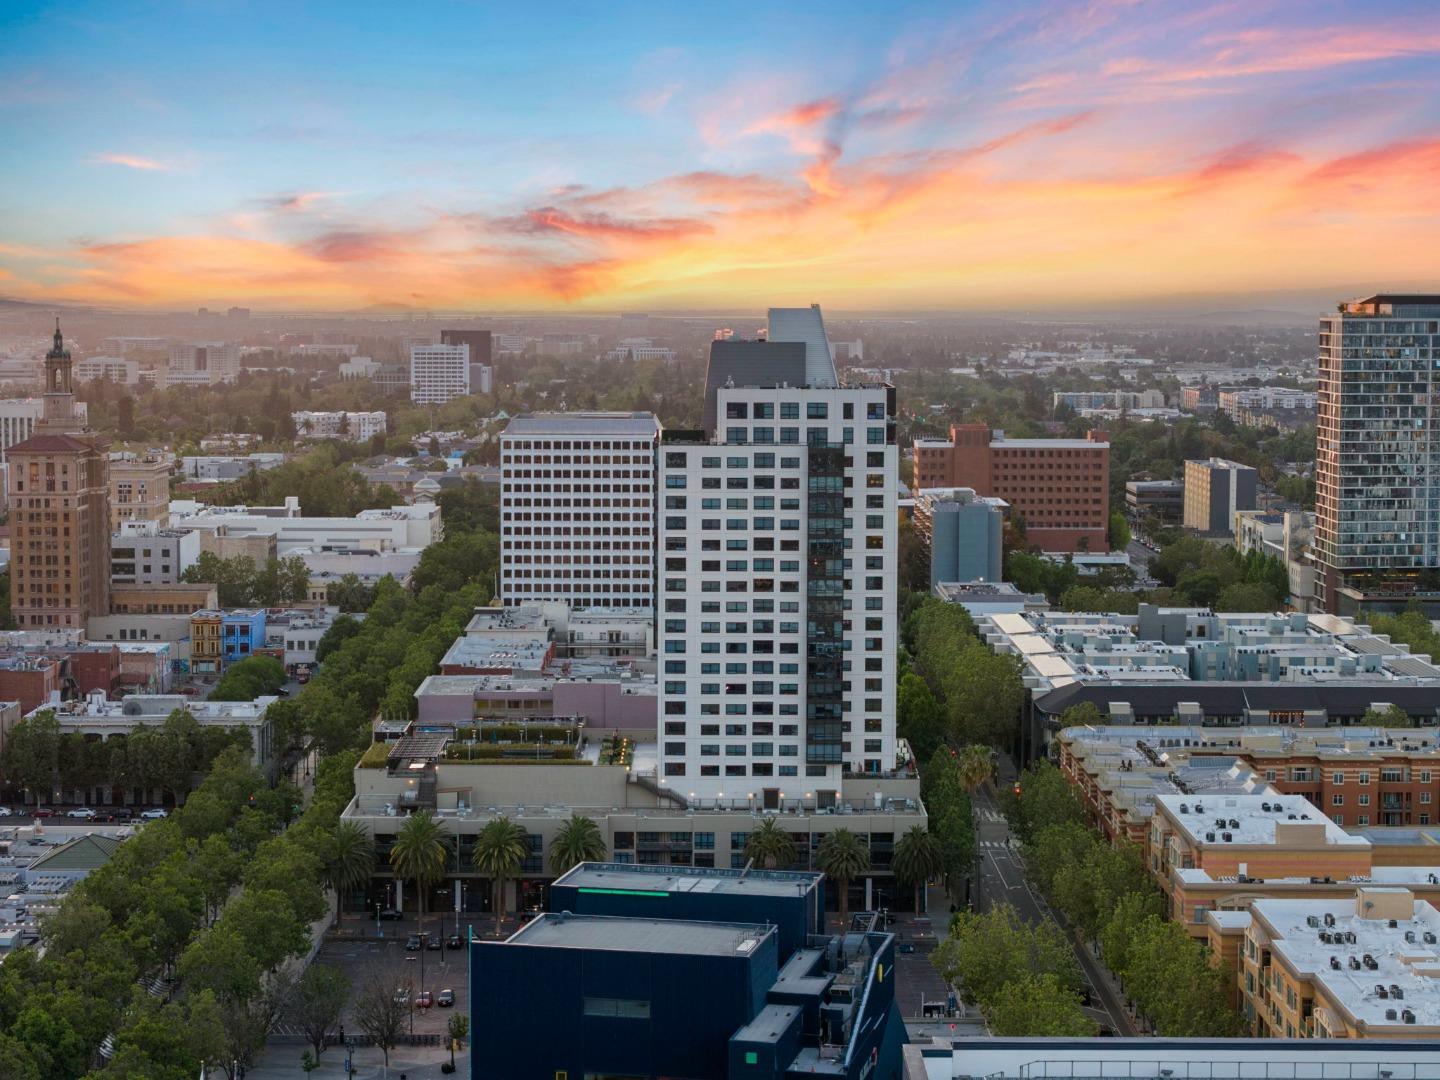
[984,972,1098,1036]
[473,816,529,935]
[816,829,870,926]
[326,821,377,917]
[210,656,286,702]
[548,814,607,876]
[390,811,450,933]
[933,904,1081,1008]
[1,711,60,807]
[1214,581,1281,612]
[745,817,798,870]
[293,964,349,1062]
[447,1013,470,1071]
[892,825,943,913]
[955,744,992,791]
[896,673,946,761]
[1107,511,1131,553]
[1362,704,1414,728]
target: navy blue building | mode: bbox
[550,862,825,963]
[471,863,904,1080]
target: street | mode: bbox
[970,774,1137,1036]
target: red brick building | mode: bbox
[913,424,1110,552]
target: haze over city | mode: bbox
[4,0,1440,313]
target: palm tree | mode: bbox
[389,811,448,932]
[956,744,993,791]
[744,817,797,870]
[549,814,607,876]
[327,820,376,919]
[891,825,943,915]
[817,829,871,927]
[473,817,530,935]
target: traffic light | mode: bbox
[1013,783,1022,798]
[248,793,257,808]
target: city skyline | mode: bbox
[3,0,1440,313]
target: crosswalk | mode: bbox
[976,809,1006,824]
[978,840,1012,850]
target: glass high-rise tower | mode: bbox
[1315,294,1440,612]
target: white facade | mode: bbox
[656,383,898,801]
[111,519,201,585]
[292,410,388,442]
[167,341,240,385]
[500,412,659,611]
[180,453,286,481]
[410,343,470,405]
[74,356,141,385]
[338,356,381,380]
[168,497,442,553]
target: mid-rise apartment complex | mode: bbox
[1316,294,1440,612]
[6,323,111,628]
[409,342,470,405]
[1184,457,1258,534]
[656,307,898,799]
[912,424,1109,552]
[499,412,659,610]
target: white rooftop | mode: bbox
[1253,894,1440,1029]
[1155,792,1368,848]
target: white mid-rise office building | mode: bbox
[656,307,898,802]
[500,412,660,611]
[409,343,470,405]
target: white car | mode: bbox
[66,808,96,820]
[0,807,12,817]
[139,808,168,820]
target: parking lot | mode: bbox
[303,934,470,1037]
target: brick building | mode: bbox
[912,424,1109,552]
[7,322,111,629]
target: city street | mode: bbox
[970,775,1137,1036]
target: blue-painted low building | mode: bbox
[221,608,266,665]
[470,862,905,1080]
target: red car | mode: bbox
[415,990,433,1009]
[32,808,56,819]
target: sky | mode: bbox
[1,0,1439,313]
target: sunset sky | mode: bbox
[2,0,1439,312]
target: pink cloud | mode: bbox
[89,153,169,171]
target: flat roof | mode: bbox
[1254,895,1440,1028]
[1155,793,1368,848]
[554,861,822,898]
[502,412,660,438]
[507,912,774,958]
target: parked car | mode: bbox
[32,808,56,819]
[415,990,433,1008]
[66,808,96,820]
[446,935,462,950]
[110,808,134,822]
[0,807,12,817]
[405,934,422,952]
[90,809,117,822]
[437,988,455,1008]
[377,909,403,921]
[427,935,442,951]
[139,808,168,820]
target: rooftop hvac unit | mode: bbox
[1403,1010,1416,1024]
[1377,985,1389,999]
[1330,956,1341,969]
[1386,1008,1398,1021]
[1222,832,1233,842]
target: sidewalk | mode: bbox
[249,1041,468,1079]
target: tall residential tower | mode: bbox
[1315,295,1440,612]
[657,307,898,803]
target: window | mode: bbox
[1358,771,1370,785]
[583,997,651,1019]
[806,402,828,419]
[780,402,799,420]
[1332,793,1344,806]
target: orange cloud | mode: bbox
[90,153,169,171]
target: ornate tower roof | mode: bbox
[46,316,70,361]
